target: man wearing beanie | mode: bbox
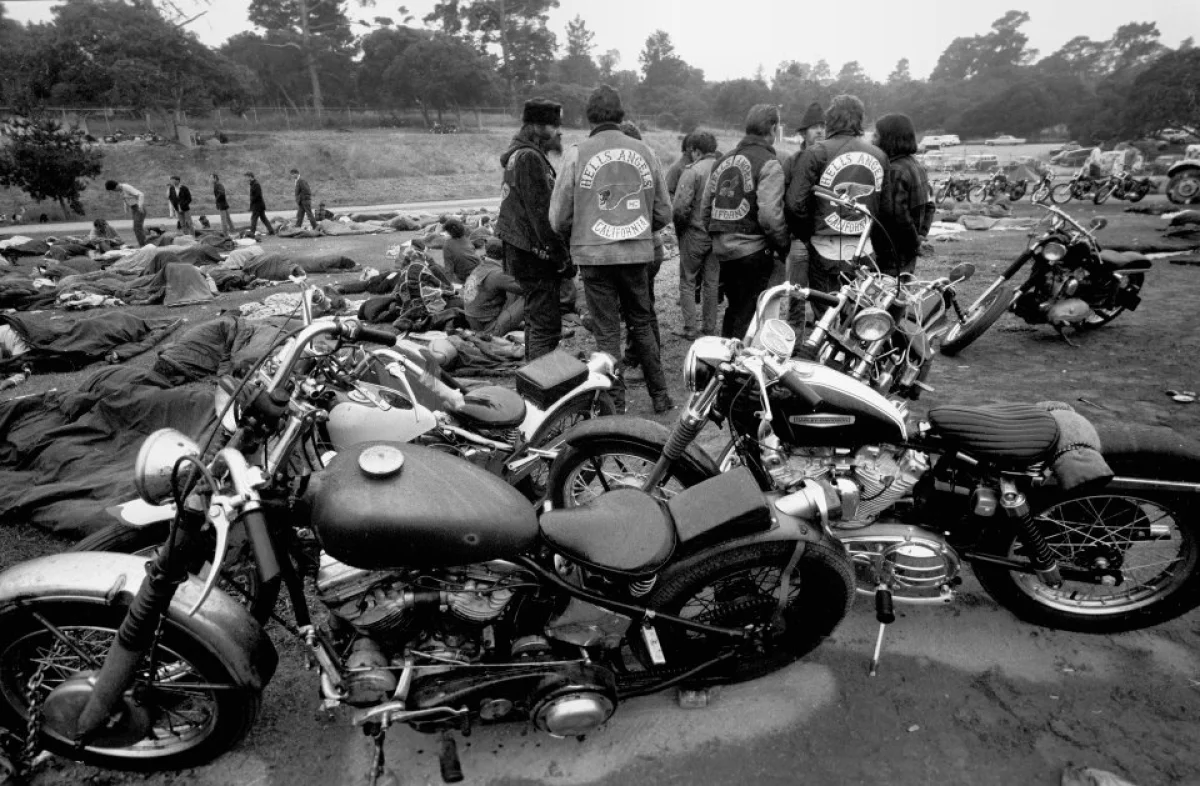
[496,97,569,360]
[550,84,674,415]
[700,103,790,340]
[782,101,826,331]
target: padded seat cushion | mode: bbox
[928,404,1059,464]
[1099,249,1151,270]
[540,488,675,577]
[455,385,527,429]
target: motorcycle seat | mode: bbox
[1099,250,1152,271]
[927,404,1059,464]
[540,489,675,578]
[454,385,527,430]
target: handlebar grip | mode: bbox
[806,290,841,307]
[350,322,398,346]
[778,370,823,409]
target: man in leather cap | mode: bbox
[495,97,570,360]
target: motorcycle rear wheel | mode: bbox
[0,600,258,770]
[935,184,949,205]
[1127,184,1149,203]
[520,391,616,500]
[1050,183,1074,204]
[973,489,1200,632]
[1031,184,1050,203]
[940,282,1015,356]
[547,438,712,508]
[647,540,854,684]
[1093,184,1114,205]
[1080,272,1144,329]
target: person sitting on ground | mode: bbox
[87,218,124,251]
[316,202,337,221]
[469,215,494,245]
[465,238,524,338]
[441,217,481,284]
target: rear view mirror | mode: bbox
[948,262,976,282]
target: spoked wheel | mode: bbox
[940,282,1016,356]
[1050,183,1074,204]
[519,392,616,501]
[0,601,258,770]
[935,184,950,205]
[1031,184,1050,203]
[1093,184,1114,205]
[1080,272,1144,329]
[547,438,710,508]
[646,541,854,684]
[967,185,986,203]
[974,490,1200,632]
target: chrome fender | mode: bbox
[0,552,277,691]
[520,366,615,446]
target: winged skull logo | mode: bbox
[597,182,642,210]
[833,182,875,202]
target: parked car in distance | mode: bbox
[1049,141,1081,156]
[985,134,1026,146]
[919,134,962,152]
[1051,147,1096,167]
[1159,128,1196,144]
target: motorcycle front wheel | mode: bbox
[547,437,711,508]
[935,184,949,204]
[0,601,259,770]
[647,540,854,684]
[973,489,1200,632]
[939,282,1015,356]
[1031,184,1050,203]
[967,185,986,203]
[1093,184,1114,205]
[1050,183,1074,204]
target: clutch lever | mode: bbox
[187,496,234,616]
[740,354,774,423]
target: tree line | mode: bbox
[0,1,1197,143]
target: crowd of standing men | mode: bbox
[495,84,934,415]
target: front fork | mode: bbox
[641,372,725,492]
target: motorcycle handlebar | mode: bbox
[349,323,399,346]
[804,289,841,307]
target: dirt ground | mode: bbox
[3,194,1200,785]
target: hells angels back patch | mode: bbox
[581,147,654,241]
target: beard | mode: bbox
[541,133,564,155]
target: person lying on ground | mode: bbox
[465,238,524,338]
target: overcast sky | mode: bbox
[4,0,1198,81]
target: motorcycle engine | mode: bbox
[316,553,519,636]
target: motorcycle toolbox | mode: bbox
[515,350,588,409]
[304,442,539,569]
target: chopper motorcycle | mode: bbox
[544,286,1200,645]
[73,276,619,557]
[939,202,1150,354]
[1093,171,1154,204]
[0,318,855,783]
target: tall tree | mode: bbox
[1121,48,1200,136]
[425,0,559,94]
[247,0,357,115]
[931,10,1034,81]
[556,15,598,85]
[887,58,912,85]
[637,29,703,114]
[0,117,104,218]
[384,34,499,126]
[597,49,619,82]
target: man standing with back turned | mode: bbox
[701,104,790,340]
[292,168,318,230]
[495,98,570,361]
[550,84,674,414]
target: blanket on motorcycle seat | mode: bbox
[0,365,215,537]
[1038,401,1112,491]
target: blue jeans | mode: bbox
[719,250,774,340]
[517,277,561,360]
[679,229,718,335]
[580,264,669,404]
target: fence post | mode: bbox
[252,106,259,125]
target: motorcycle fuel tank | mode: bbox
[305,442,539,569]
[326,383,438,449]
[771,360,908,446]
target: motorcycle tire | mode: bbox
[546,436,713,508]
[939,282,1016,356]
[0,600,259,770]
[972,488,1200,633]
[1093,184,1114,205]
[967,185,986,204]
[519,391,616,500]
[1167,171,1200,205]
[1050,183,1074,204]
[1009,182,1027,201]
[935,184,949,205]
[646,540,854,684]
[1079,272,1144,329]
[1031,185,1050,204]
[71,524,272,622]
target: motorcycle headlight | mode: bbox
[851,308,895,342]
[683,336,734,392]
[1042,241,1067,262]
[134,428,202,505]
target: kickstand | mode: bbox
[1052,324,1079,347]
[869,584,895,677]
[365,724,398,786]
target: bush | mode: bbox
[655,112,680,131]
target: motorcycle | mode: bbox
[968,172,1024,203]
[1028,172,1055,204]
[1051,171,1104,204]
[776,186,976,401]
[939,202,1149,354]
[73,276,619,556]
[544,299,1200,650]
[0,318,855,781]
[935,175,975,204]
[1094,172,1154,204]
